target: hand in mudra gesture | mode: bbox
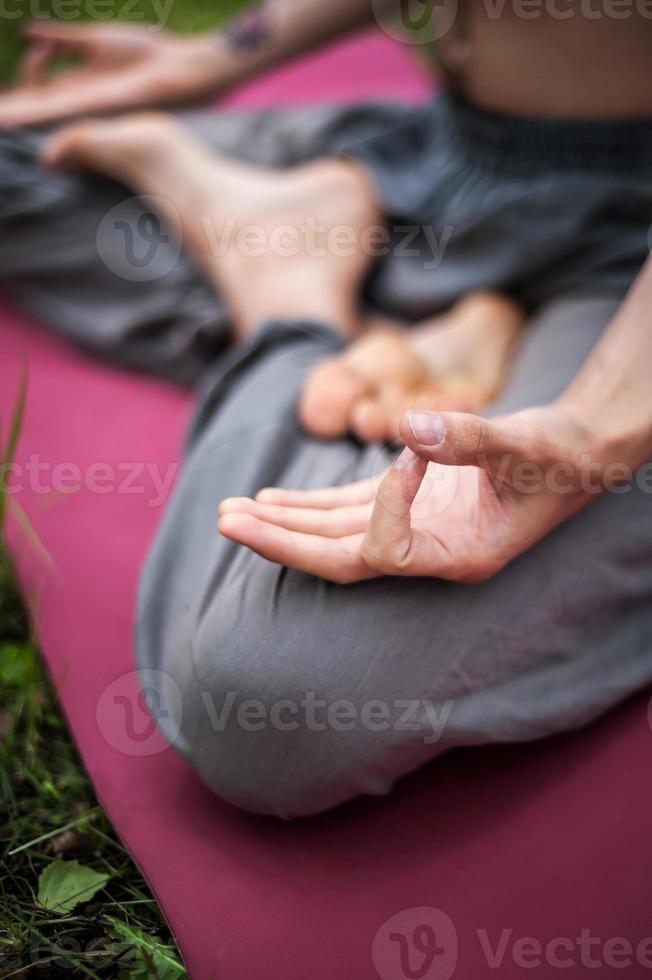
[219,406,596,583]
[0,21,220,128]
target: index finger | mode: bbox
[361,448,428,572]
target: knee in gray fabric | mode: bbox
[183,641,351,817]
[178,579,396,819]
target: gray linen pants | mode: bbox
[135,302,652,818]
[1,102,651,817]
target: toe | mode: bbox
[350,396,394,443]
[298,358,370,438]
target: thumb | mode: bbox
[360,447,428,573]
[399,409,541,479]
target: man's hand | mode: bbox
[0,22,223,128]
[218,405,599,583]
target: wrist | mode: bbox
[173,33,243,96]
[553,391,652,481]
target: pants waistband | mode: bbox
[441,93,652,177]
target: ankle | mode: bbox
[230,270,357,339]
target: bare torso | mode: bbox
[439,0,652,117]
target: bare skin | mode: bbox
[0,0,382,128]
[219,405,598,584]
[0,2,650,127]
[43,114,525,438]
[440,1,652,119]
[300,294,525,441]
[43,113,381,339]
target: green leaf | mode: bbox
[108,919,187,979]
[37,860,109,915]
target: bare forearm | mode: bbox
[191,0,384,94]
[558,255,652,471]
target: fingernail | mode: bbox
[407,411,446,447]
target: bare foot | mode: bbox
[299,292,525,442]
[43,113,382,339]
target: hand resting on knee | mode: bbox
[219,257,652,583]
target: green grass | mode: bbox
[0,566,188,979]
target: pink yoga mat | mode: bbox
[2,29,652,980]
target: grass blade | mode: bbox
[4,364,28,470]
[7,498,56,572]
[0,365,28,533]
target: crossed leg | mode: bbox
[44,113,525,440]
[44,113,378,339]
